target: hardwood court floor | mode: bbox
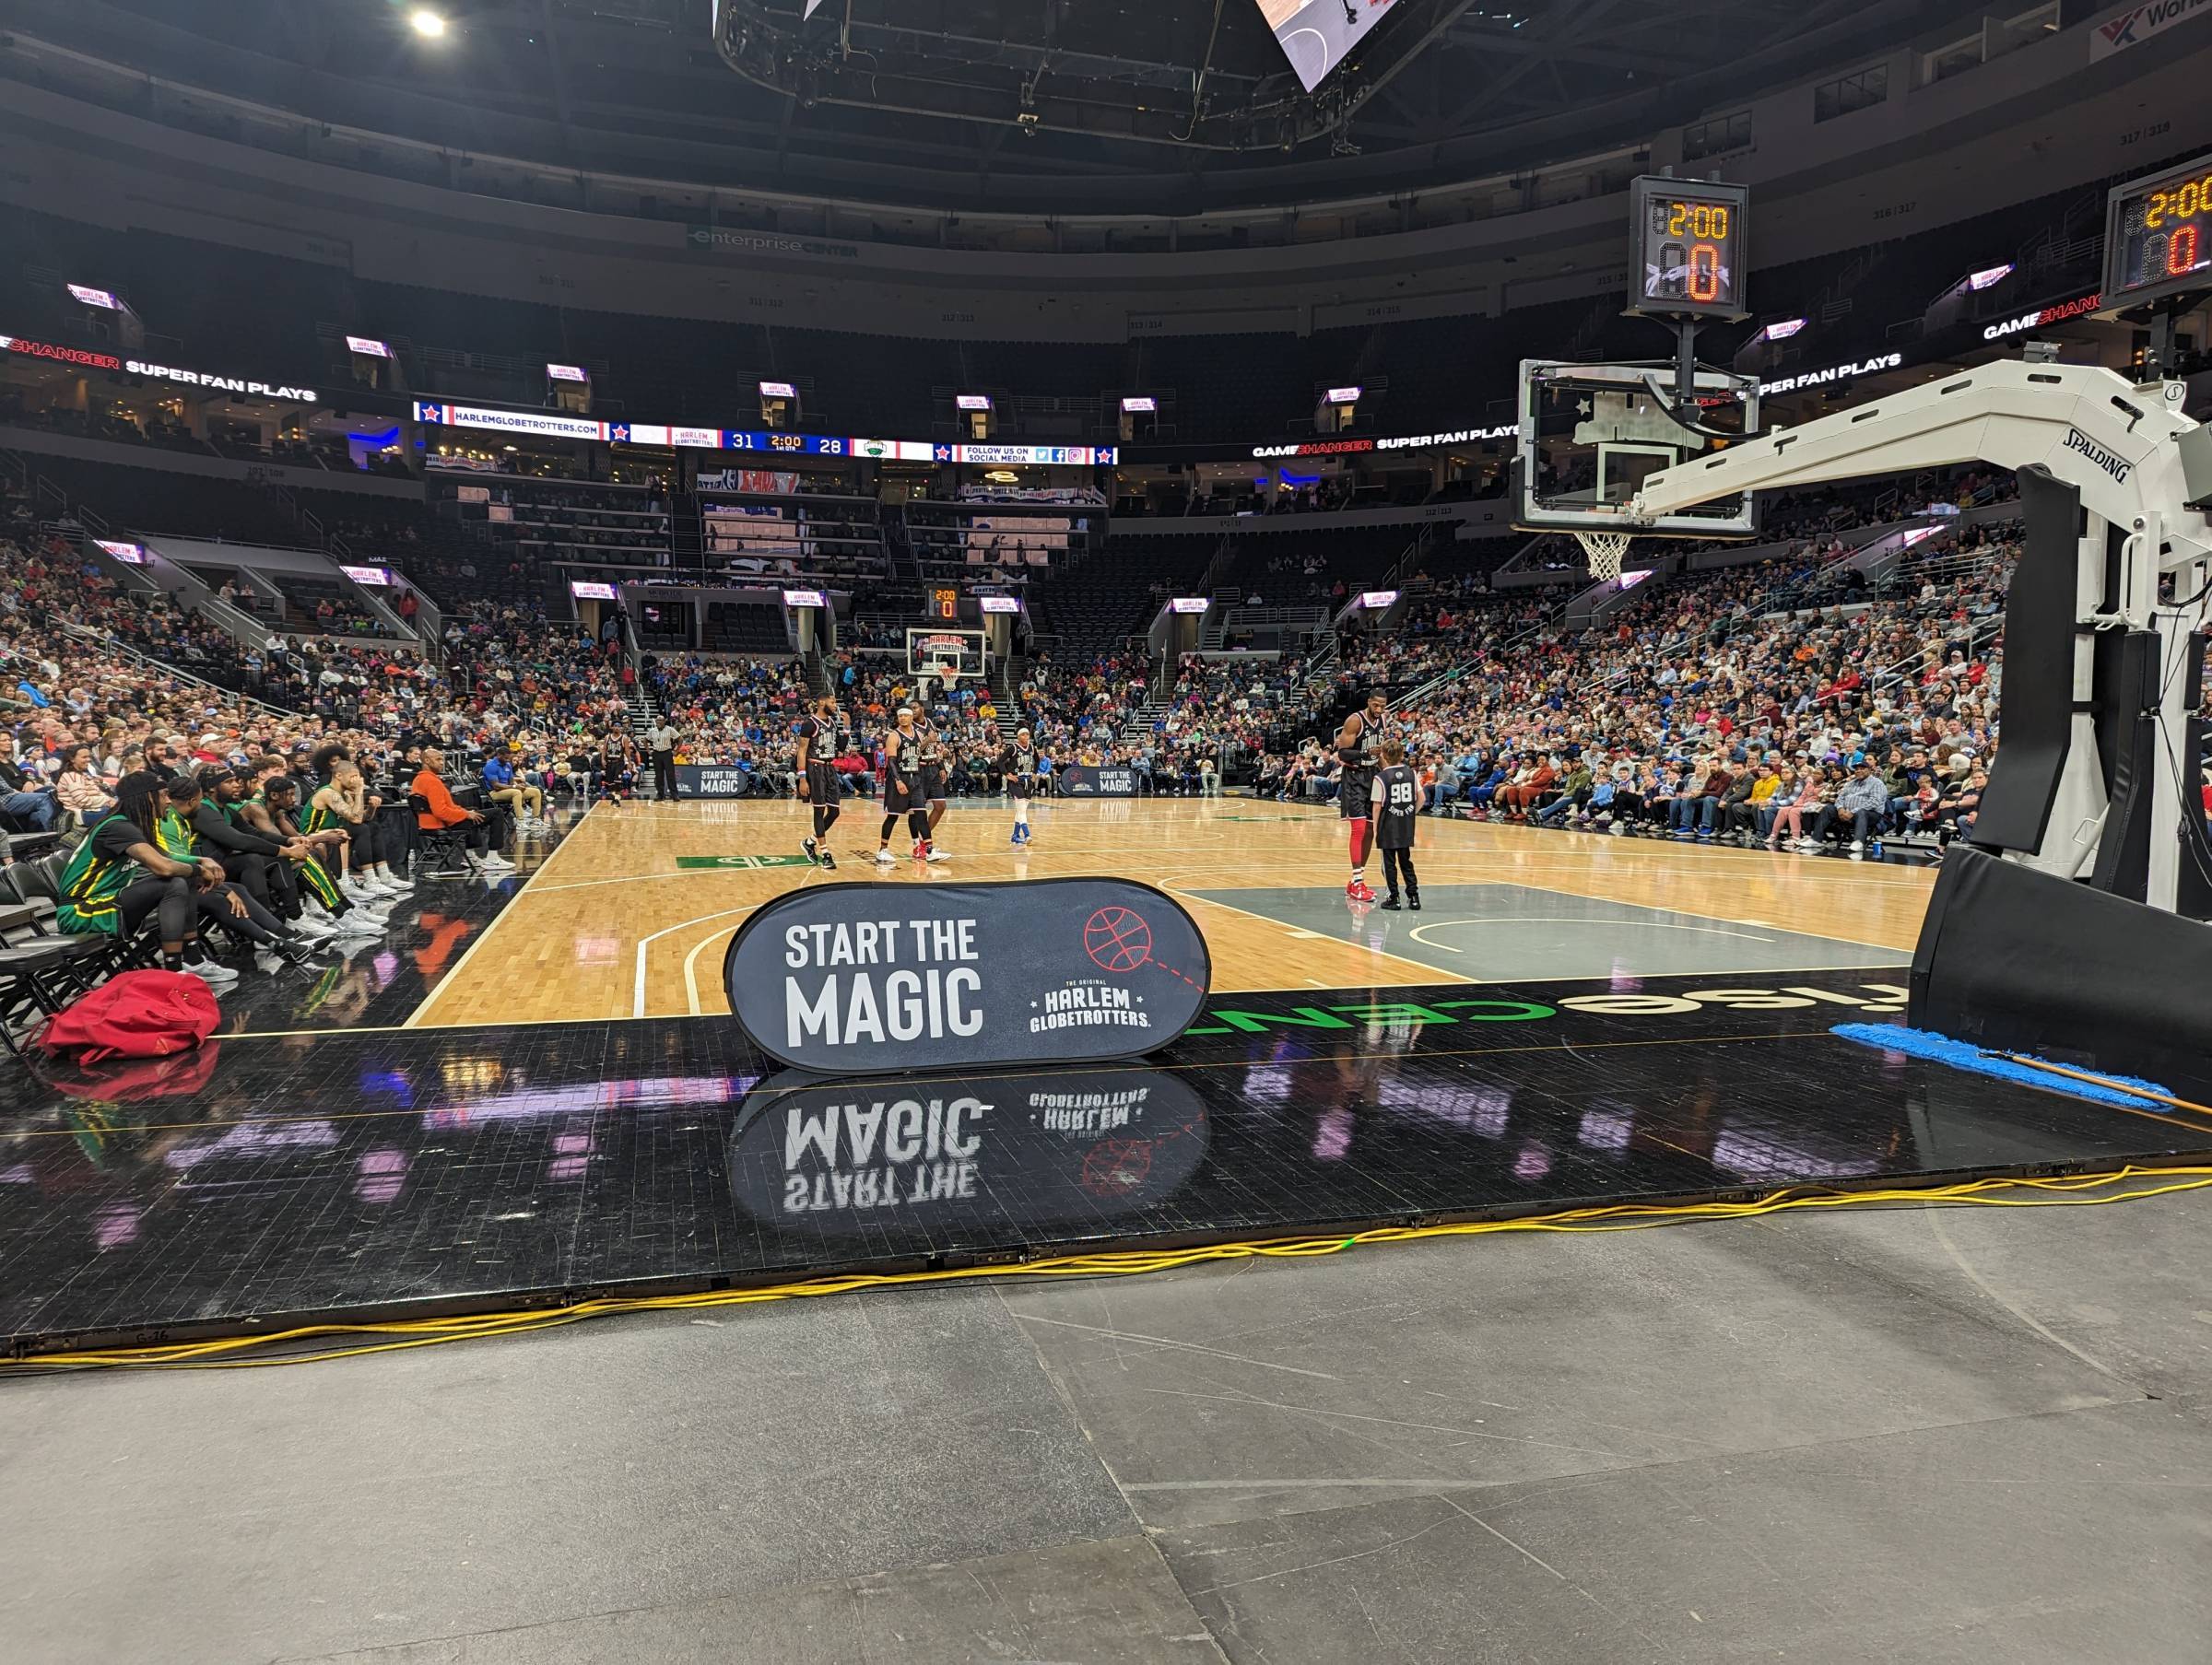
[405,796,1937,1029]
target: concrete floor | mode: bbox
[6,1186,2209,1664]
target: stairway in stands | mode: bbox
[994,651,1027,738]
[670,487,704,573]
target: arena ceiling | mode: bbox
[6,0,2003,211]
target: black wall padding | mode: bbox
[2086,630,2159,902]
[1911,846,2212,1096]
[2179,632,2212,921]
[1971,467,2081,854]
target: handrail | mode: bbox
[53,618,300,719]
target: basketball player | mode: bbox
[918,721,950,860]
[1370,740,1421,911]
[794,695,841,872]
[876,706,934,866]
[1336,691,1387,902]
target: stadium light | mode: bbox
[409,9,448,40]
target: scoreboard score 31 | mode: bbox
[1626,176,1750,322]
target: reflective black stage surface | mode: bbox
[5,969,2209,1353]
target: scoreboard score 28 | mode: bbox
[1625,176,1750,322]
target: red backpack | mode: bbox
[39,969,222,1062]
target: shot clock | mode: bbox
[1626,176,1750,321]
[2101,150,2212,311]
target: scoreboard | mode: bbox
[1625,176,1750,321]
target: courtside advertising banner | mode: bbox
[727,1065,1211,1233]
[674,765,760,797]
[724,878,1212,1073]
[1059,765,1142,797]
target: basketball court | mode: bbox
[398,796,1935,1028]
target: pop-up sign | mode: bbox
[724,878,1212,1073]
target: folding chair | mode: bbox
[407,794,475,877]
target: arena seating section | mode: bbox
[0,181,2106,448]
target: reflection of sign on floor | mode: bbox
[676,855,816,870]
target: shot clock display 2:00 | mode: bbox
[2102,150,2212,311]
[1626,176,1750,321]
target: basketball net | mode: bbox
[1572,529,1632,583]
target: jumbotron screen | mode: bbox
[1256,0,1400,93]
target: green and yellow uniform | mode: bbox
[255,791,345,910]
[56,812,143,936]
[155,807,198,863]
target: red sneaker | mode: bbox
[1347,878,1377,903]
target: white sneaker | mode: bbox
[329,911,384,938]
[382,873,416,891]
[342,878,379,900]
[924,849,947,863]
[184,960,240,988]
[874,849,897,866]
[1848,838,1865,853]
[291,915,338,942]
[478,853,516,872]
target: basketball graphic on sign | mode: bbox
[1084,906,1152,974]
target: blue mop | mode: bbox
[1831,1024,2187,1113]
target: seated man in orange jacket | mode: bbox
[411,747,510,874]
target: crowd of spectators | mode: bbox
[1247,522,2015,855]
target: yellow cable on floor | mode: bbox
[7,1164,2209,1373]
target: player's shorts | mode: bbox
[884,776,916,814]
[806,760,841,802]
[921,767,947,803]
[1338,767,1374,818]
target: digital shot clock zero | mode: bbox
[2101,150,2212,311]
[1625,176,1750,322]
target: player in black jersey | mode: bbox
[1369,740,1421,910]
[794,695,841,872]
[876,706,935,865]
[1336,690,1387,903]
[918,724,950,861]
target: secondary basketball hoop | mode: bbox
[1513,172,1764,549]
[907,625,988,693]
[1514,358,1762,542]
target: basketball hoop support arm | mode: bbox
[1629,357,2212,917]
